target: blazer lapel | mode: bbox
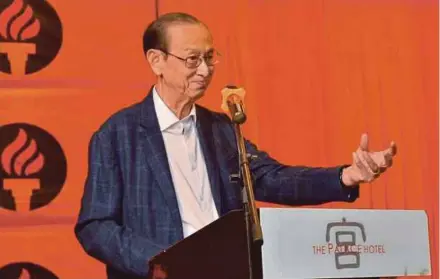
[138,91,183,234]
[195,106,222,215]
[210,114,242,214]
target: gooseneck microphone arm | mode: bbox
[233,119,264,243]
[221,85,263,279]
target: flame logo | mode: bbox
[1,129,45,177]
[18,268,31,279]
[0,0,41,41]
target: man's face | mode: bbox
[161,23,215,101]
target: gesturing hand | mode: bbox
[341,134,397,186]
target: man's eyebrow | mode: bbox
[183,47,198,52]
[183,47,214,53]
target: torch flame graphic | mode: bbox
[1,128,45,212]
[0,0,41,41]
[0,0,41,75]
[1,128,45,176]
[18,268,31,279]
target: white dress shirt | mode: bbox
[153,88,219,237]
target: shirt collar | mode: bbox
[152,86,197,134]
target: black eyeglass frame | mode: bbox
[159,49,221,68]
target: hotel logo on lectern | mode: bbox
[312,217,386,269]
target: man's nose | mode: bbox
[196,58,210,77]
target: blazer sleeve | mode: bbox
[74,131,165,277]
[245,139,359,205]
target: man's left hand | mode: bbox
[341,133,397,186]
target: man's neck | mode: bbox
[155,84,194,120]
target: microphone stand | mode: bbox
[231,121,264,279]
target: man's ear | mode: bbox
[146,49,164,76]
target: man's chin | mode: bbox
[190,87,207,99]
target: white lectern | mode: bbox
[260,208,431,279]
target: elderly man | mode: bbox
[74,12,397,279]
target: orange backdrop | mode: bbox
[0,0,438,278]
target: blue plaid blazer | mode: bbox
[74,89,359,279]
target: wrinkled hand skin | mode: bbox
[342,133,397,186]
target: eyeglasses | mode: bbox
[160,49,221,69]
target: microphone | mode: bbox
[221,85,247,124]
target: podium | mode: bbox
[148,208,431,279]
[148,209,259,279]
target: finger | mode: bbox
[385,158,393,168]
[357,151,381,180]
[383,155,393,168]
[359,133,369,151]
[356,151,381,180]
[384,141,397,157]
[370,152,387,168]
[353,152,375,182]
[359,151,380,174]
